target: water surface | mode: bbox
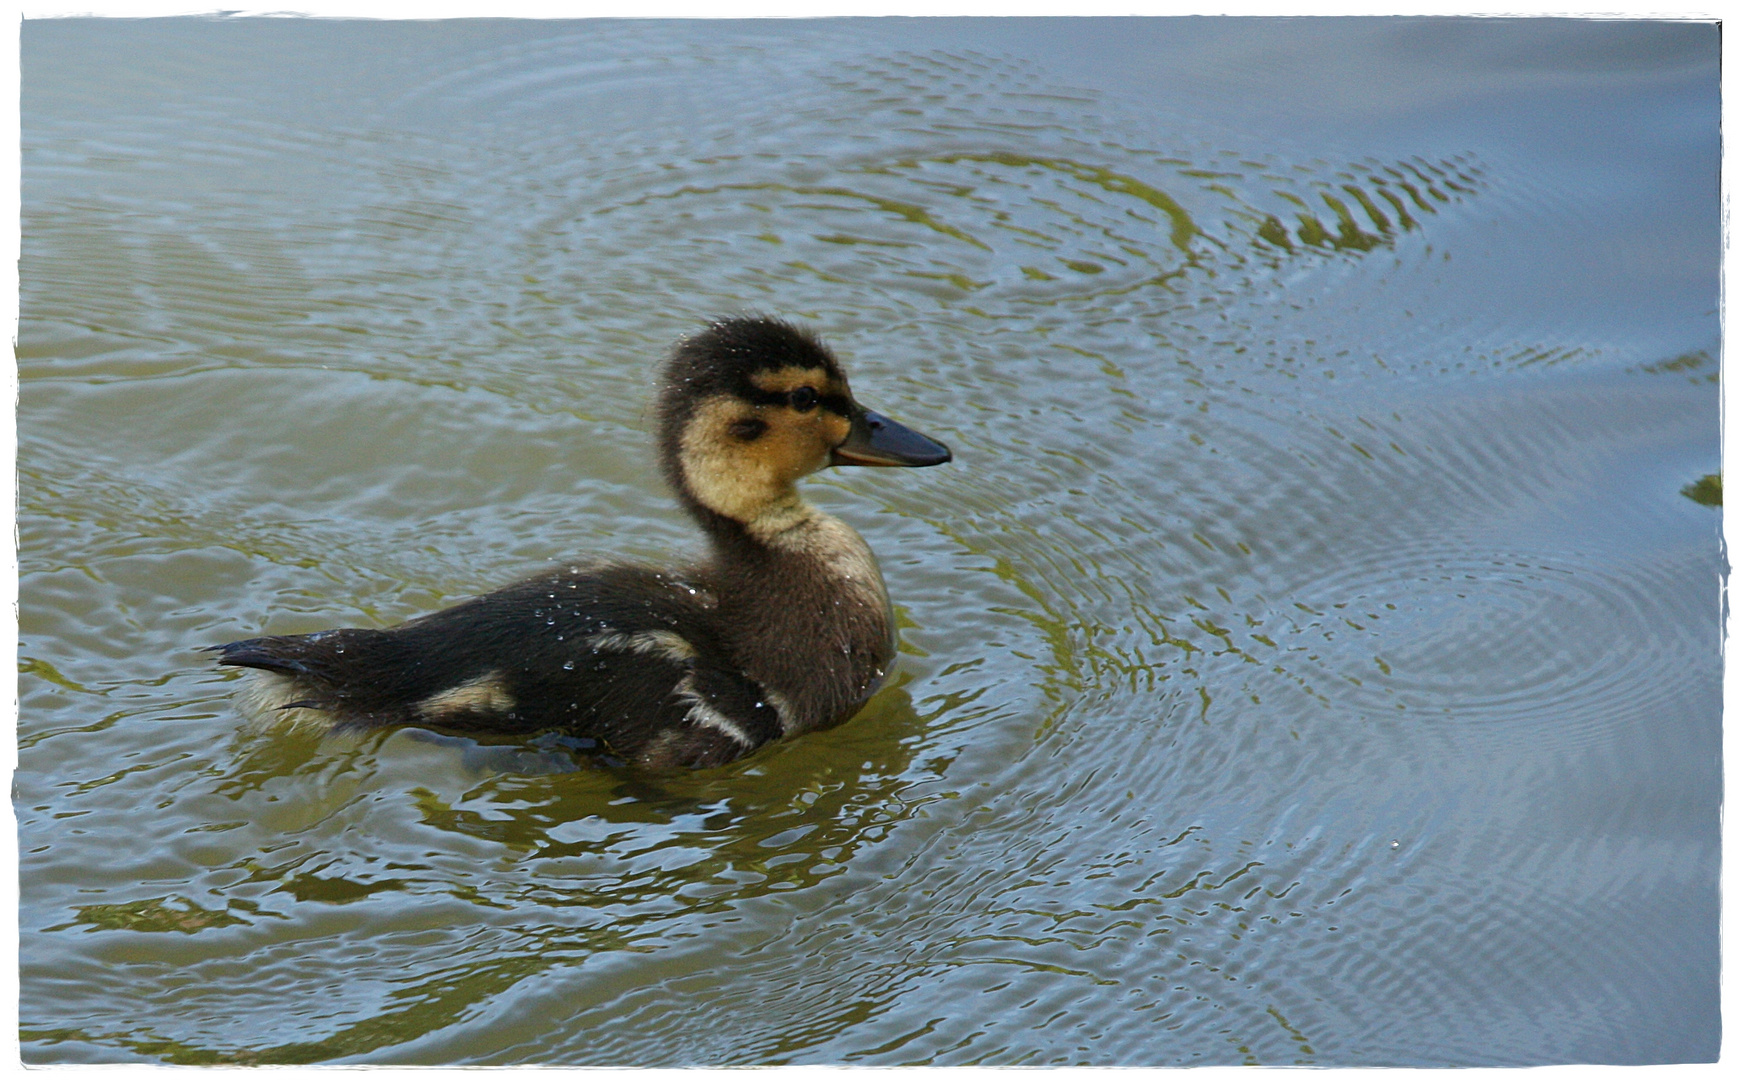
[17,16,1720,1066]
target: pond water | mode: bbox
[17,16,1721,1066]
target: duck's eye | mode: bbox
[729,417,768,441]
[788,387,818,412]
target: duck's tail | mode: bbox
[210,628,430,728]
[210,637,317,676]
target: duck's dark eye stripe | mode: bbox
[742,387,851,415]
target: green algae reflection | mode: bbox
[1682,473,1720,507]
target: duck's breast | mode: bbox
[721,512,897,735]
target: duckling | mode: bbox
[213,317,951,768]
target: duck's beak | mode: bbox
[831,406,953,467]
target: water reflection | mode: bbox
[1681,473,1720,506]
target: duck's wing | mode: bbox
[214,564,783,767]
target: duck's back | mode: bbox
[217,562,785,768]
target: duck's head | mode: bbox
[656,317,951,534]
